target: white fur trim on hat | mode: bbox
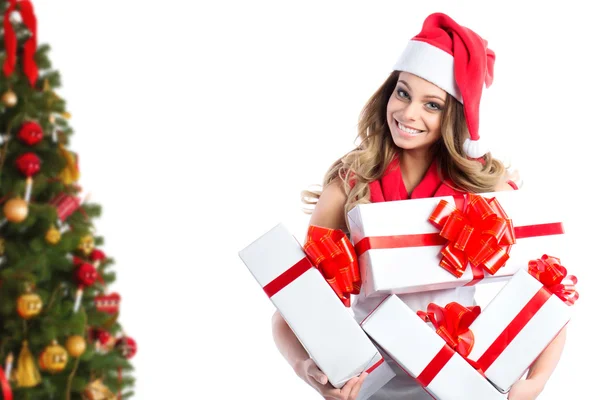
[463,137,488,158]
[393,40,463,103]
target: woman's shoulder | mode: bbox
[308,178,348,231]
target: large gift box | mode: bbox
[238,223,395,396]
[466,256,577,393]
[361,295,506,399]
[347,190,566,297]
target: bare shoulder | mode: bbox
[309,178,348,231]
[493,180,516,192]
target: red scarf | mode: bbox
[369,157,462,202]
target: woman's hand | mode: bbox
[507,378,544,400]
[295,358,368,400]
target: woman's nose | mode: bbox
[401,101,419,122]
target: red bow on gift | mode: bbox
[304,225,361,307]
[417,302,481,358]
[528,255,579,306]
[428,193,516,278]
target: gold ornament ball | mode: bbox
[49,114,56,124]
[17,292,43,319]
[78,234,95,256]
[66,335,86,357]
[45,226,61,245]
[40,340,68,373]
[1,89,17,107]
[3,198,29,223]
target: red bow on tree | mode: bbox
[304,225,361,307]
[3,0,39,86]
[528,255,579,306]
[429,193,516,278]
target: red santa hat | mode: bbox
[393,13,495,158]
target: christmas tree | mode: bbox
[0,1,136,399]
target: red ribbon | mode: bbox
[304,225,361,307]
[428,193,516,278]
[0,366,12,400]
[262,257,312,298]
[415,345,454,387]
[475,288,551,372]
[3,0,39,86]
[474,255,578,372]
[417,302,481,358]
[527,255,579,306]
[365,357,384,374]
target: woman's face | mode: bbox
[387,72,448,152]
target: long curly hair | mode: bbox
[301,70,506,220]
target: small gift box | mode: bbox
[239,223,394,394]
[361,295,506,399]
[48,192,81,221]
[466,255,578,393]
[347,190,566,297]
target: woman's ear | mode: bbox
[503,167,523,189]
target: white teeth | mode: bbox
[397,122,422,135]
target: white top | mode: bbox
[352,286,477,399]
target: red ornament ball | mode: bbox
[75,262,98,287]
[95,329,112,345]
[90,249,106,262]
[115,336,137,359]
[15,152,41,177]
[17,121,44,146]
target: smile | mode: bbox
[396,121,424,136]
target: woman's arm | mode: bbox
[495,177,567,399]
[271,179,367,399]
[507,328,567,399]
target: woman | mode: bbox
[273,12,563,400]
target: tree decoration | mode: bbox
[14,341,41,388]
[3,197,28,223]
[15,152,41,202]
[17,122,44,146]
[16,287,43,319]
[38,340,68,373]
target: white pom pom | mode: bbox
[463,137,488,159]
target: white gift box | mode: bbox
[361,295,506,400]
[347,190,565,297]
[467,267,572,393]
[239,223,395,394]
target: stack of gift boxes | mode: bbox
[238,190,578,399]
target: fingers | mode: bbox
[348,372,368,400]
[319,377,358,400]
[322,372,367,400]
[302,360,368,400]
[306,360,328,386]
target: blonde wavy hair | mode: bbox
[302,70,506,220]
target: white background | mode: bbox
[31,1,599,399]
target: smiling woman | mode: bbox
[389,74,446,148]
[269,12,563,400]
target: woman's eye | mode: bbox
[426,102,442,111]
[396,88,409,99]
